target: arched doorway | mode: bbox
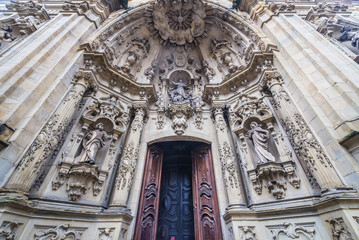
[134,141,223,240]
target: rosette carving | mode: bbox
[146,0,212,46]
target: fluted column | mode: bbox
[264,73,345,191]
[213,103,245,207]
[111,105,146,207]
[5,72,94,193]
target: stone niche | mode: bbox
[50,94,129,201]
[163,69,200,135]
[230,95,301,199]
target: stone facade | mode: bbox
[0,0,359,239]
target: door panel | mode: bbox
[157,159,195,240]
[134,146,163,240]
[134,143,223,240]
[192,146,223,240]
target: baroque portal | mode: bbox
[0,0,359,239]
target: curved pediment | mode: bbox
[79,0,277,110]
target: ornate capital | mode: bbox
[212,102,225,116]
[73,71,97,90]
[263,71,283,90]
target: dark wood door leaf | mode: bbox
[156,158,195,240]
[134,146,163,240]
[192,146,223,240]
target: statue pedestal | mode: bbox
[52,162,108,201]
[166,103,193,135]
[248,161,300,199]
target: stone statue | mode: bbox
[168,79,192,104]
[75,123,112,165]
[339,26,359,48]
[248,121,275,164]
[0,24,15,47]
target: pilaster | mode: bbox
[212,102,245,207]
[111,103,147,207]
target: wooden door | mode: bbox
[192,145,223,240]
[133,145,163,240]
[156,157,195,240]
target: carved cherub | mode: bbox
[0,24,15,47]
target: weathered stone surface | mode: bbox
[0,0,358,239]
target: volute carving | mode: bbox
[230,95,272,133]
[271,222,315,240]
[34,224,83,240]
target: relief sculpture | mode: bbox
[168,79,192,104]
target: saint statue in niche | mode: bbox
[248,121,275,164]
[74,123,112,165]
[168,79,192,104]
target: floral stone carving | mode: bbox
[239,226,257,240]
[166,103,193,135]
[328,218,353,240]
[52,162,108,201]
[146,0,211,46]
[0,221,20,240]
[248,161,300,199]
[34,224,83,240]
[271,222,315,240]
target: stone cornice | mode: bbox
[203,52,275,102]
[81,53,157,103]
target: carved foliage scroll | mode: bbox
[134,146,163,240]
[192,146,223,240]
[328,218,353,240]
[271,222,315,240]
[34,224,83,240]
